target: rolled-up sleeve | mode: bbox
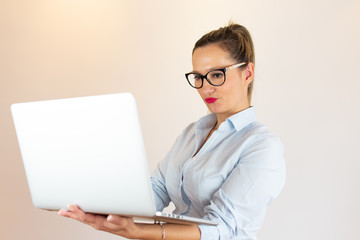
[199,135,286,240]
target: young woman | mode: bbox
[59,23,286,240]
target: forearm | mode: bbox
[136,223,201,240]
[59,205,201,240]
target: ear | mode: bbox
[244,62,255,85]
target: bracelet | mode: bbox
[154,220,165,239]
[160,222,165,239]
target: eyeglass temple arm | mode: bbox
[226,62,247,70]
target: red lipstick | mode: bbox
[205,98,218,103]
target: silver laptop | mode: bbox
[11,93,217,226]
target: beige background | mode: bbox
[1,0,359,239]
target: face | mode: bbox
[192,44,254,121]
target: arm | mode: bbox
[151,159,172,211]
[58,133,191,239]
[58,205,201,240]
[199,135,286,239]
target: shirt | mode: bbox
[151,107,286,240]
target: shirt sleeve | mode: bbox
[151,151,172,211]
[150,124,194,212]
[199,134,286,240]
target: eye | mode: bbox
[193,74,202,81]
[210,71,224,79]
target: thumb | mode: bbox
[107,215,133,227]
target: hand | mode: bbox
[58,204,140,239]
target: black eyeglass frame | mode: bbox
[185,62,247,89]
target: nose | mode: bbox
[200,78,215,93]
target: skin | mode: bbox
[192,43,254,154]
[192,43,254,130]
[58,43,254,239]
[58,205,200,240]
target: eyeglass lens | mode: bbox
[187,70,225,88]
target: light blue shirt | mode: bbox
[151,107,286,239]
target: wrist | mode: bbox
[135,223,163,240]
[159,223,166,239]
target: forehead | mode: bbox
[192,44,233,73]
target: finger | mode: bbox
[59,205,127,232]
[60,205,106,226]
[58,209,73,218]
[104,215,139,238]
[58,205,81,219]
[104,215,135,231]
[67,204,88,222]
[106,215,131,227]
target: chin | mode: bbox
[207,108,222,114]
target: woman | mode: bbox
[59,23,286,240]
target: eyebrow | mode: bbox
[190,66,225,75]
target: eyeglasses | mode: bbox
[185,62,246,89]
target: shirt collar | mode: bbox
[196,107,257,133]
[226,106,257,132]
[196,112,218,134]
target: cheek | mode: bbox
[223,79,239,94]
[221,81,247,104]
[228,76,247,93]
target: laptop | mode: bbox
[11,93,217,226]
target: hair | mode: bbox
[193,22,255,103]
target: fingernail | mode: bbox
[107,215,113,221]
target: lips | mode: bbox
[205,97,218,103]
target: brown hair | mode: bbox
[193,23,255,103]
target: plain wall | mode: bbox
[1,0,359,239]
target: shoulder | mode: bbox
[176,121,196,141]
[243,121,282,146]
[238,121,285,167]
[177,113,217,138]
